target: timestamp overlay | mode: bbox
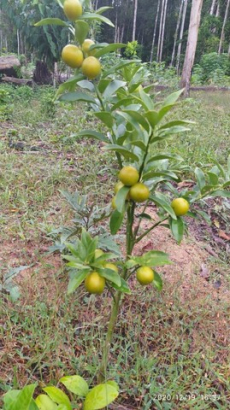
[152,392,221,403]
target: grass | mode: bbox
[0,84,230,409]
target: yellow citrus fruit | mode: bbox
[104,263,118,273]
[118,166,139,186]
[82,39,95,55]
[129,182,150,203]
[95,248,104,259]
[84,271,105,294]
[114,181,124,194]
[61,44,83,68]
[171,198,190,216]
[63,0,82,21]
[112,196,117,209]
[136,266,154,285]
[81,56,101,79]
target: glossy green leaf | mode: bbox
[169,216,184,244]
[161,89,184,107]
[145,110,159,128]
[43,387,71,410]
[150,193,177,220]
[158,125,191,136]
[55,74,85,98]
[115,186,130,212]
[60,375,89,397]
[67,269,90,294]
[104,145,139,161]
[75,20,89,45]
[106,381,119,392]
[142,170,179,182]
[59,92,96,104]
[110,210,124,235]
[103,60,140,77]
[153,271,163,291]
[147,153,183,164]
[81,12,114,27]
[94,112,114,128]
[208,189,230,198]
[83,383,118,410]
[127,251,171,268]
[94,43,126,58]
[207,172,219,185]
[119,110,150,132]
[111,277,131,294]
[95,6,113,14]
[138,88,155,110]
[76,130,109,143]
[3,384,37,410]
[35,394,57,410]
[34,18,69,27]
[159,120,194,130]
[98,268,121,287]
[195,167,206,190]
[103,80,126,99]
[77,80,95,92]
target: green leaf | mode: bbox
[145,110,159,128]
[98,268,121,287]
[158,125,191,136]
[159,120,194,130]
[207,189,230,198]
[150,193,177,220]
[104,145,139,161]
[59,92,96,104]
[110,210,124,235]
[111,277,131,294]
[103,59,140,77]
[3,384,37,410]
[138,88,155,110]
[81,12,114,27]
[195,167,206,190]
[75,20,89,45]
[83,383,118,410]
[60,375,89,397]
[94,112,114,128]
[207,172,219,185]
[115,186,130,212]
[55,74,85,98]
[43,387,71,410]
[76,130,109,143]
[35,394,57,410]
[147,153,183,164]
[77,80,95,92]
[143,170,179,182]
[161,89,184,107]
[67,269,90,294]
[95,6,113,14]
[128,251,171,268]
[118,110,150,132]
[106,381,119,392]
[103,80,126,99]
[169,216,184,244]
[94,43,126,58]
[34,18,69,27]
[153,271,163,291]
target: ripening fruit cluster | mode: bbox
[61,0,101,79]
[112,165,150,208]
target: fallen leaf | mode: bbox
[218,230,230,241]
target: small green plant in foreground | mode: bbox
[3,0,230,408]
[2,376,119,410]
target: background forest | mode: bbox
[0,0,230,85]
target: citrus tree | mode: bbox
[3,0,230,409]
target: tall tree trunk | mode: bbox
[157,0,165,62]
[180,0,204,96]
[159,0,168,62]
[149,0,160,62]
[176,0,188,74]
[218,0,230,54]
[210,0,217,14]
[132,0,138,41]
[171,0,184,66]
[215,1,220,16]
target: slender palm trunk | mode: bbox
[132,0,138,41]
[218,0,230,54]
[210,0,217,15]
[171,0,184,66]
[159,0,168,62]
[181,0,204,96]
[176,0,188,74]
[150,0,160,62]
